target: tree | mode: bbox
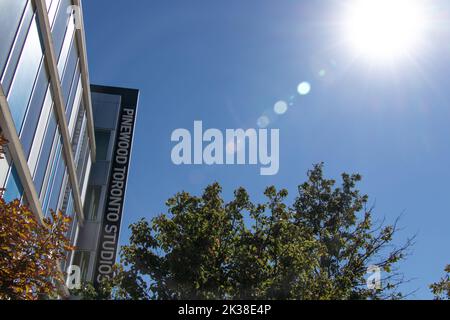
[70,264,129,300]
[0,134,74,300]
[430,265,449,300]
[87,164,413,300]
[0,199,74,300]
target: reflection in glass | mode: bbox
[0,0,28,76]
[34,113,58,195]
[84,186,101,221]
[95,130,111,161]
[1,1,34,93]
[72,251,91,283]
[52,0,73,59]
[3,165,24,202]
[7,17,44,132]
[21,63,50,157]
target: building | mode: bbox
[0,1,138,291]
[73,85,138,286]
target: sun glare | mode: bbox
[343,0,428,61]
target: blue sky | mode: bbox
[83,0,450,299]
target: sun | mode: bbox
[343,0,428,61]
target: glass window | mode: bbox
[68,205,77,242]
[52,0,73,60]
[79,153,91,199]
[0,0,28,77]
[72,251,91,283]
[1,1,34,93]
[60,180,72,214]
[3,165,24,203]
[48,0,60,26]
[45,156,67,215]
[61,43,79,106]
[65,65,80,117]
[76,129,89,179]
[28,87,54,176]
[72,109,86,155]
[34,113,58,195]
[91,92,121,130]
[75,119,93,201]
[41,139,63,215]
[95,130,111,161]
[7,17,44,132]
[57,14,75,78]
[20,63,50,157]
[68,77,83,136]
[84,185,101,221]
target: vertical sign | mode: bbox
[93,99,137,287]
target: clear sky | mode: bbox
[83,0,450,299]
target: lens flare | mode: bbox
[297,82,311,96]
[274,101,288,115]
[257,116,270,128]
[343,0,428,61]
